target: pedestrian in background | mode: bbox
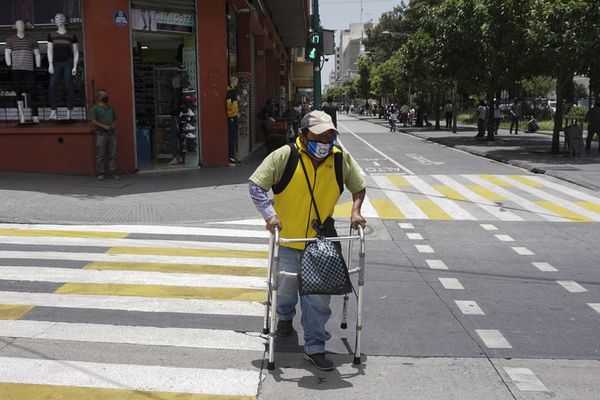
[321,96,338,128]
[476,100,488,137]
[509,98,521,135]
[493,101,502,135]
[226,76,241,164]
[89,89,119,181]
[248,110,366,371]
[444,100,453,129]
[585,100,600,152]
[400,103,410,127]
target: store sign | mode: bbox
[0,0,82,27]
[131,8,194,33]
[113,10,129,28]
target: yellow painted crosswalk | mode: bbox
[334,174,600,222]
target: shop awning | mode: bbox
[262,0,308,47]
[292,60,313,88]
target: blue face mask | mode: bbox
[306,140,333,159]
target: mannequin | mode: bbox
[5,19,41,124]
[47,13,79,120]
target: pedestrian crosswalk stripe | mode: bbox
[0,357,260,397]
[0,251,267,268]
[508,175,545,188]
[84,261,268,278]
[0,383,256,400]
[525,176,600,205]
[1,266,265,290]
[414,199,452,220]
[333,200,352,218]
[0,320,266,351]
[0,228,128,239]
[0,235,268,252]
[0,305,34,320]
[406,176,475,220]
[106,247,268,259]
[54,283,266,302]
[535,201,592,222]
[480,175,512,187]
[388,175,411,187]
[576,202,600,215]
[371,175,428,219]
[466,185,505,202]
[0,291,264,316]
[370,198,405,219]
[432,185,468,201]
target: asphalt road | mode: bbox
[0,114,599,399]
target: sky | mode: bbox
[318,0,399,87]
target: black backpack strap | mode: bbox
[273,144,299,194]
[334,146,344,195]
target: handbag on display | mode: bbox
[297,155,352,296]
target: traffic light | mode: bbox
[305,31,322,62]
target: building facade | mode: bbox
[0,0,308,174]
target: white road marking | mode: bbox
[372,175,428,219]
[498,175,600,221]
[504,367,549,392]
[426,260,448,270]
[211,218,265,226]
[531,262,558,272]
[405,153,445,166]
[0,320,265,351]
[338,122,415,175]
[480,224,498,231]
[415,245,434,253]
[336,137,367,177]
[0,223,270,239]
[512,247,535,256]
[525,176,600,205]
[475,329,512,349]
[455,300,485,315]
[361,194,382,219]
[0,251,267,268]
[588,304,600,314]
[494,234,515,242]
[373,161,381,166]
[0,266,266,289]
[439,278,464,290]
[406,233,423,240]
[557,280,587,293]
[433,175,523,221]
[0,356,260,396]
[398,223,414,229]
[405,176,476,220]
[463,175,567,222]
[0,291,264,316]
[0,235,268,252]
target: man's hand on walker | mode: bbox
[266,216,282,233]
[350,213,366,230]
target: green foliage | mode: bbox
[565,105,587,121]
[324,85,345,102]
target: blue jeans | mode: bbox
[228,117,238,158]
[277,246,332,355]
[49,59,74,110]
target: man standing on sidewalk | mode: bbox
[585,100,600,152]
[444,100,453,129]
[226,76,241,164]
[509,98,521,135]
[248,110,366,371]
[89,89,119,181]
[321,96,338,128]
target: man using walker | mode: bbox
[249,110,366,370]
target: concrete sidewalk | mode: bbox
[357,115,600,191]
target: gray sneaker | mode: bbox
[304,353,335,371]
[276,319,294,337]
[97,175,104,181]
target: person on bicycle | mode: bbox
[248,110,366,370]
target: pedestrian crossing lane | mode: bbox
[0,223,270,399]
[338,174,600,222]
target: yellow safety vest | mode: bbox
[273,138,343,249]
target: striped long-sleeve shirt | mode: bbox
[6,35,38,71]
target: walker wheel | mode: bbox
[267,361,275,370]
[341,323,348,329]
[262,328,269,334]
[352,357,361,365]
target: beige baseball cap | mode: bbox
[300,110,338,135]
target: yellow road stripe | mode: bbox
[84,262,268,278]
[370,198,405,219]
[480,175,512,187]
[107,247,267,259]
[0,383,255,400]
[536,201,592,222]
[432,185,468,202]
[388,175,411,187]
[0,305,34,320]
[333,201,352,218]
[576,202,600,215]
[0,229,128,239]
[414,199,452,220]
[466,185,505,202]
[508,175,545,187]
[54,283,265,302]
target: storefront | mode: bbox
[0,0,308,174]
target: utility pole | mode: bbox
[312,0,322,110]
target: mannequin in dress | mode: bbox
[5,19,41,124]
[47,13,79,120]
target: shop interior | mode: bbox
[132,16,198,170]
